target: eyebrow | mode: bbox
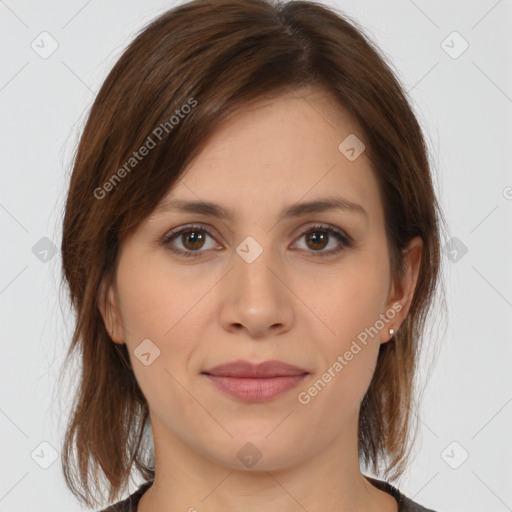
[151,196,368,221]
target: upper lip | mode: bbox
[203,359,309,378]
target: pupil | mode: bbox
[184,231,204,249]
[308,231,327,250]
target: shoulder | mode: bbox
[364,475,440,512]
[97,480,153,512]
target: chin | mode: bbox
[202,434,308,472]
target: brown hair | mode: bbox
[58,0,447,508]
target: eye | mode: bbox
[161,223,352,259]
[291,224,352,257]
[161,224,220,258]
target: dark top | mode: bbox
[98,475,438,511]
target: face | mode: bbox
[101,86,421,473]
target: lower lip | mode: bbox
[204,374,308,402]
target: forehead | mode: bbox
[153,87,383,224]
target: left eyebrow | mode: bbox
[151,196,368,222]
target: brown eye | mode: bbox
[162,224,219,258]
[304,230,329,251]
[293,224,351,257]
[180,230,206,250]
[162,223,351,260]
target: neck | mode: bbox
[137,414,397,512]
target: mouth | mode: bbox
[201,359,309,402]
[202,359,308,378]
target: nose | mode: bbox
[218,247,295,339]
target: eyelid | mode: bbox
[165,222,223,239]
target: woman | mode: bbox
[59,0,447,510]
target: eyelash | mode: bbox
[161,223,352,259]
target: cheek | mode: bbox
[115,256,212,383]
[305,258,388,340]
[116,253,199,340]
[300,257,387,393]
[302,286,383,419]
[116,263,203,412]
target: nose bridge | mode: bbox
[219,233,294,336]
[233,233,280,299]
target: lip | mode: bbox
[203,359,308,378]
[202,360,309,403]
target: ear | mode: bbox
[98,277,125,345]
[379,235,423,344]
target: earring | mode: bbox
[388,328,395,338]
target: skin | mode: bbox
[100,86,422,512]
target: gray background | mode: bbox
[1,1,511,511]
